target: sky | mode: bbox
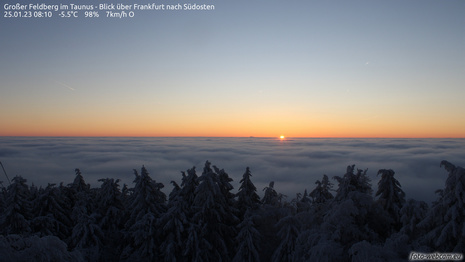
[1,0,465,137]
[1,137,464,203]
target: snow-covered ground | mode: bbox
[0,159,463,261]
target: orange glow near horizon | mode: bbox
[1,121,464,138]
[1,132,464,138]
[1,103,464,138]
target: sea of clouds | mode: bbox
[1,137,464,203]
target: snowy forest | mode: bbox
[0,160,464,261]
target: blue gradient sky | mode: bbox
[1,0,464,137]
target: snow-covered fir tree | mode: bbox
[0,183,5,216]
[186,161,235,261]
[184,222,202,261]
[96,178,124,233]
[170,167,200,261]
[294,165,380,261]
[29,183,38,200]
[31,183,72,240]
[214,165,239,256]
[215,166,236,207]
[300,190,310,203]
[233,209,261,262]
[296,176,333,233]
[257,181,289,262]
[309,174,334,204]
[67,170,104,261]
[333,165,372,200]
[348,239,402,262]
[399,199,428,239]
[121,166,167,261]
[271,215,300,262]
[370,198,431,260]
[236,167,261,218]
[287,190,311,213]
[95,178,125,260]
[168,180,181,202]
[375,169,405,230]
[418,160,465,252]
[159,185,188,261]
[67,169,93,226]
[69,168,90,193]
[70,198,104,261]
[181,167,199,206]
[159,177,195,262]
[121,183,130,203]
[0,234,84,262]
[262,181,279,206]
[0,176,32,235]
[293,229,345,262]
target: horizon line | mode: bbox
[1,135,464,139]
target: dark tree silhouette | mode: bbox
[0,176,32,235]
[236,167,261,218]
[376,169,405,230]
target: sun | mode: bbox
[280,135,285,139]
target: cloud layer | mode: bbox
[1,137,464,203]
